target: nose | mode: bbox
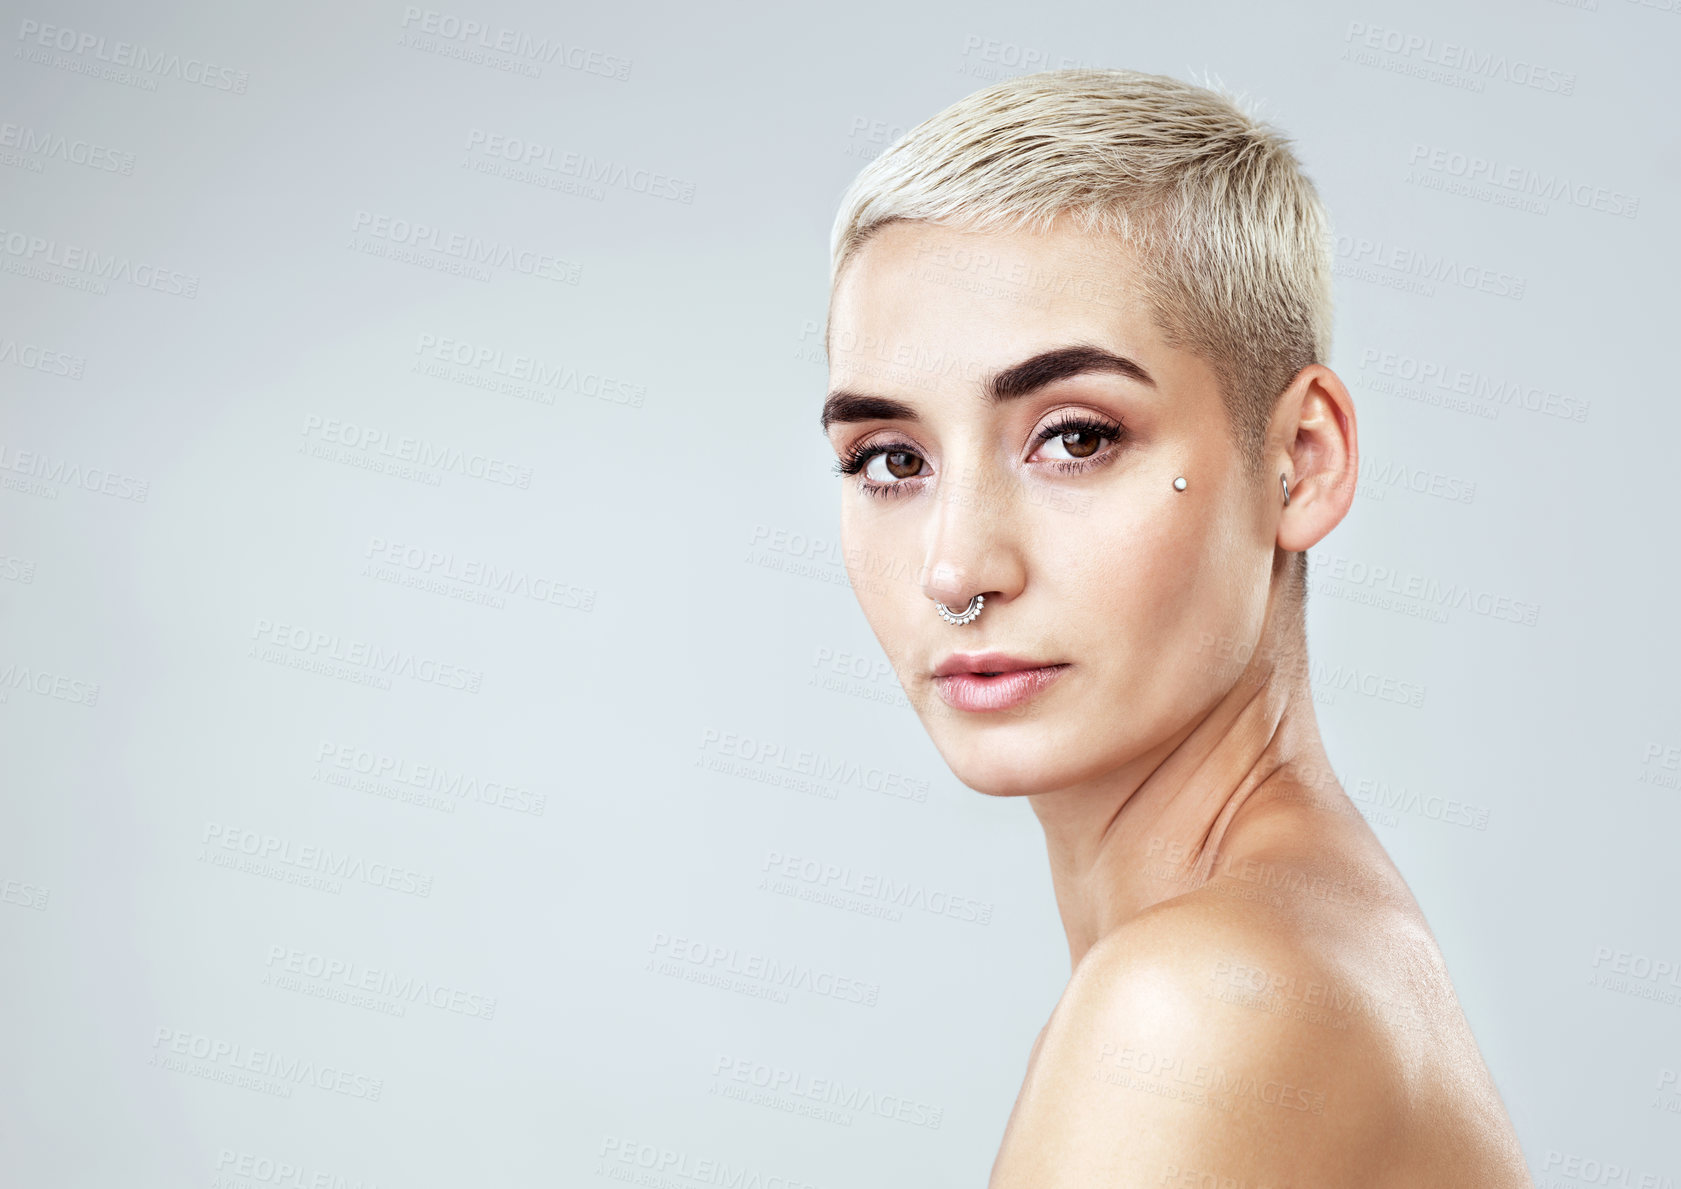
[919,473,1026,610]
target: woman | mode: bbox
[819,69,1532,1186]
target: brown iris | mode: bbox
[885,450,922,478]
[1060,431,1102,458]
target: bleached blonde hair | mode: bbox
[828,67,1334,477]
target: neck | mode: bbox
[1027,586,1334,972]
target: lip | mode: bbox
[931,652,1069,713]
[933,651,1052,678]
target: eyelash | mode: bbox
[834,413,1126,498]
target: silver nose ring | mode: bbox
[935,595,985,626]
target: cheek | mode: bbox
[840,501,921,640]
[1046,493,1194,602]
[1046,493,1247,665]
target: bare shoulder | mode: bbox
[990,893,1533,1188]
[995,894,1539,1189]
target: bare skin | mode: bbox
[822,215,1532,1186]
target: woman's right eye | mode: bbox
[865,449,926,482]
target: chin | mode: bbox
[945,760,1046,798]
[913,686,1158,797]
[921,722,1081,798]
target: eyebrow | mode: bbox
[818,344,1156,431]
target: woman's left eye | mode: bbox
[1031,418,1123,463]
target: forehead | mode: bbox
[828,218,1162,386]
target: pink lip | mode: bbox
[933,651,1051,678]
[931,654,1069,713]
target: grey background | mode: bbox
[1,0,1676,1185]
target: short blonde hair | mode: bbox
[828,67,1334,474]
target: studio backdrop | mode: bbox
[2,1,1677,1185]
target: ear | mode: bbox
[1270,363,1358,553]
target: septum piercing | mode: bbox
[935,594,985,625]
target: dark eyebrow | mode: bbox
[990,344,1156,401]
[819,344,1155,432]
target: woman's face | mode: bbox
[823,217,1283,797]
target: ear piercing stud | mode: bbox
[1172,476,1187,491]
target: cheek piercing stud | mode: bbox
[1172,476,1187,491]
[1281,474,1291,506]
